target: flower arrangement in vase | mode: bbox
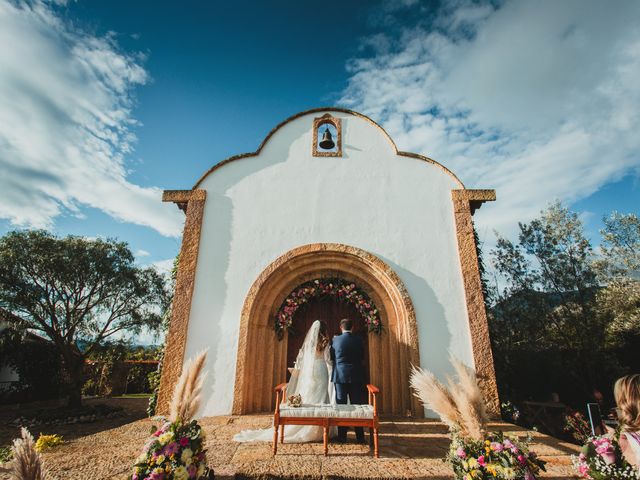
[130,351,213,480]
[573,434,640,479]
[411,356,546,480]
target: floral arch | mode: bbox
[275,277,382,339]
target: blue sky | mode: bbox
[1,0,639,280]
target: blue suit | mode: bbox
[330,331,366,441]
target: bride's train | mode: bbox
[234,320,336,443]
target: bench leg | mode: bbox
[369,427,374,447]
[323,426,329,456]
[273,425,278,455]
[280,424,284,444]
[373,427,379,458]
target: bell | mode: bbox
[319,127,335,150]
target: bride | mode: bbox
[234,319,334,443]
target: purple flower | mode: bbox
[163,442,179,456]
[490,442,504,452]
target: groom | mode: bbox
[330,318,366,444]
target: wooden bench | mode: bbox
[273,383,380,457]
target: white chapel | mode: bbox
[157,108,499,418]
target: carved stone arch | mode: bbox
[232,243,423,417]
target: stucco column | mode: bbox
[157,189,207,415]
[452,189,500,417]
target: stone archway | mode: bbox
[232,243,422,417]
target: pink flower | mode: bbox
[601,450,617,465]
[517,454,526,465]
[524,472,535,480]
[132,475,139,480]
[149,471,164,480]
[455,446,466,458]
[152,430,162,437]
[180,437,190,447]
[478,455,486,466]
[187,464,197,478]
[490,442,504,452]
[578,463,589,476]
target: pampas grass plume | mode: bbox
[0,427,50,480]
[410,355,489,441]
[410,365,462,432]
[169,350,208,423]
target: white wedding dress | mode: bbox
[234,320,335,443]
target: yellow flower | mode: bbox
[34,434,64,452]
[181,447,193,464]
[153,467,164,475]
[197,462,206,477]
[158,432,173,445]
[155,454,165,464]
[174,465,189,480]
[485,440,491,446]
[468,458,478,468]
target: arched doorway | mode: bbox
[285,292,371,385]
[232,243,421,417]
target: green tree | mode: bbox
[0,230,169,407]
[595,212,640,339]
[490,202,610,401]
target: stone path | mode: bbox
[6,415,581,479]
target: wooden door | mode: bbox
[286,296,370,383]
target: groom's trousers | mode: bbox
[335,382,366,441]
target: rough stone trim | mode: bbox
[312,114,342,157]
[233,243,422,417]
[192,107,464,189]
[156,189,207,415]
[451,189,500,416]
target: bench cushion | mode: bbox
[279,403,374,419]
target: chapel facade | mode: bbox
[158,108,499,418]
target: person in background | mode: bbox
[613,374,640,468]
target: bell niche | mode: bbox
[312,114,342,157]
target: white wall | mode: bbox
[181,111,477,416]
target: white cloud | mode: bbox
[151,258,174,276]
[135,249,151,258]
[0,1,183,237]
[341,0,640,241]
